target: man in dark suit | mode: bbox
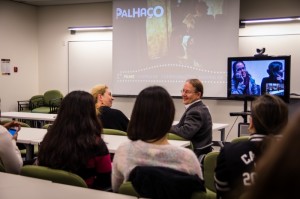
[170,79,212,162]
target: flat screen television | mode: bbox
[227,55,291,103]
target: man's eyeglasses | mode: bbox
[181,89,197,94]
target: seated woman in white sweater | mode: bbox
[112,86,202,192]
[0,121,23,174]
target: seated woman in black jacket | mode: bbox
[91,84,129,132]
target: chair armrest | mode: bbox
[49,97,63,113]
[29,96,45,110]
[49,97,63,106]
[17,100,30,112]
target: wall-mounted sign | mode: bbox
[1,59,11,75]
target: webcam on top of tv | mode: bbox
[254,47,268,57]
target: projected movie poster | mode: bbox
[112,0,239,97]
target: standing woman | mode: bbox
[91,84,129,132]
[38,91,112,190]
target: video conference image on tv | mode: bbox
[229,59,287,97]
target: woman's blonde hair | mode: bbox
[90,84,108,115]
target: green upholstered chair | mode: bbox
[167,132,186,140]
[20,145,39,159]
[17,95,44,112]
[231,136,250,143]
[20,165,87,188]
[31,90,63,114]
[167,132,193,150]
[203,151,219,199]
[42,123,52,129]
[103,128,127,136]
[191,191,211,199]
[118,181,140,197]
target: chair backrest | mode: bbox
[168,133,193,150]
[20,165,87,188]
[231,136,249,143]
[118,181,140,197]
[167,133,187,140]
[103,128,127,136]
[203,151,219,193]
[42,123,52,129]
[190,191,210,199]
[43,90,63,106]
[29,95,45,109]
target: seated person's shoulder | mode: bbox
[220,141,252,157]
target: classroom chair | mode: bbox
[42,123,52,129]
[17,94,44,112]
[231,136,250,143]
[31,90,63,114]
[203,151,219,199]
[167,132,193,150]
[103,128,127,136]
[20,165,88,188]
[118,181,140,197]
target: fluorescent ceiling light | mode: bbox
[240,16,300,24]
[68,26,113,34]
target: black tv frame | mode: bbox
[227,55,291,105]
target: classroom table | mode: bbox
[17,127,191,160]
[1,111,57,121]
[1,111,56,128]
[1,112,229,143]
[16,124,228,159]
[173,121,229,146]
[0,172,137,199]
[212,123,228,141]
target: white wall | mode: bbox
[239,22,300,95]
[240,0,300,19]
[37,3,112,94]
[0,1,38,111]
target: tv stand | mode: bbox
[229,99,251,123]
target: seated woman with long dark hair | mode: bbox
[37,90,112,190]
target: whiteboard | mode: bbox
[68,40,112,93]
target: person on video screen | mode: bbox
[180,0,208,65]
[231,61,260,95]
[261,61,284,95]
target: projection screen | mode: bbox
[112,0,239,97]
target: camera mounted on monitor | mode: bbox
[254,47,268,57]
